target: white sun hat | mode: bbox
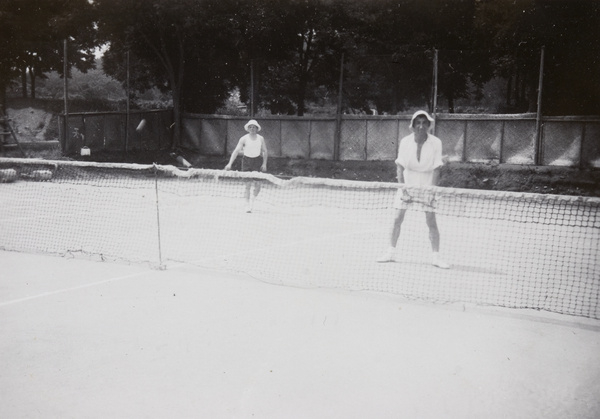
[244,119,261,132]
[409,110,435,130]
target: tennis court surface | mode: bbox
[1,159,599,417]
[1,250,599,419]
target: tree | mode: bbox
[351,0,496,113]
[0,6,21,113]
[521,0,600,115]
[217,0,341,116]
[97,0,186,147]
[0,0,96,112]
[477,0,600,115]
[284,0,340,116]
[97,0,249,147]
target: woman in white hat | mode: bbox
[377,110,449,269]
[225,119,269,212]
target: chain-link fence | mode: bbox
[209,47,598,167]
[54,42,600,168]
[248,48,546,118]
[181,114,600,168]
[58,110,600,168]
[59,109,173,155]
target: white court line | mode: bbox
[0,270,150,307]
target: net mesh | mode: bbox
[1,158,599,319]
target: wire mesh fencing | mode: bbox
[179,114,600,168]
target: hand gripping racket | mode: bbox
[400,187,438,209]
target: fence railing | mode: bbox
[59,109,173,155]
[181,113,600,168]
[60,111,600,168]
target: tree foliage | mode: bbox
[96,0,253,145]
[3,0,598,124]
[0,0,96,112]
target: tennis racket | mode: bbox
[400,187,438,209]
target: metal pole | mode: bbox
[63,39,69,151]
[126,50,130,152]
[334,53,344,161]
[250,59,255,117]
[432,48,438,134]
[154,166,165,270]
[535,46,545,165]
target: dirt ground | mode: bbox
[2,105,599,197]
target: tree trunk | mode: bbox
[296,31,313,117]
[296,74,307,116]
[519,75,527,109]
[171,84,182,149]
[506,72,513,107]
[165,45,185,150]
[515,71,521,106]
[0,83,7,116]
[527,82,537,113]
[29,67,36,99]
[140,28,184,149]
[21,68,27,98]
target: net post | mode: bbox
[153,164,165,270]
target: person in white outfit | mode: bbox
[225,119,269,213]
[377,110,450,269]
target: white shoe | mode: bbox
[247,196,256,213]
[377,249,396,263]
[432,254,450,269]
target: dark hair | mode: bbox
[412,114,431,126]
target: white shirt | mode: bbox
[395,133,444,186]
[239,134,264,158]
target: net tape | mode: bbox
[1,158,599,319]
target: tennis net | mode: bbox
[1,157,598,319]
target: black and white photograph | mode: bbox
[1,0,599,417]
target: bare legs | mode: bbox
[388,209,439,250]
[425,211,440,252]
[245,181,261,212]
[388,209,407,247]
[378,209,449,268]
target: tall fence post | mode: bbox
[63,39,69,151]
[125,50,130,153]
[250,59,255,118]
[431,49,438,125]
[431,48,439,135]
[334,53,344,161]
[535,46,545,165]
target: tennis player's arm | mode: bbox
[260,138,268,171]
[431,167,440,186]
[431,139,444,186]
[396,163,405,183]
[225,139,244,170]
